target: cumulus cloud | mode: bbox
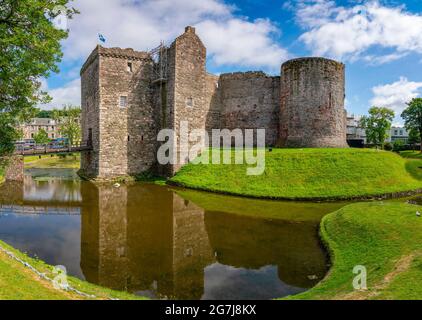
[196,18,288,68]
[42,0,288,108]
[41,78,81,110]
[292,0,422,62]
[370,77,422,115]
[63,0,287,70]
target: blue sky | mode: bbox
[45,0,422,125]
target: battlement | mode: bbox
[80,45,151,75]
[220,71,269,80]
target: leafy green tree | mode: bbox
[33,128,50,145]
[0,0,77,155]
[360,107,395,149]
[52,105,81,146]
[407,128,420,150]
[36,109,54,118]
[401,98,422,152]
[0,115,20,154]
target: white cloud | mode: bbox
[44,0,288,109]
[196,18,288,68]
[370,77,422,114]
[40,78,81,110]
[63,0,287,70]
[293,0,422,62]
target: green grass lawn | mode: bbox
[24,153,81,169]
[288,202,422,300]
[170,148,422,200]
[0,240,143,300]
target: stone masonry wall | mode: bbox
[167,26,209,175]
[81,46,158,179]
[80,26,348,180]
[3,156,24,182]
[280,57,347,148]
[219,72,280,146]
[80,48,100,177]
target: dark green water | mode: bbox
[0,168,348,300]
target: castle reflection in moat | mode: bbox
[0,170,330,300]
[79,183,328,300]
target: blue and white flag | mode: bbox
[98,34,106,43]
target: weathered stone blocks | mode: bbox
[280,57,348,148]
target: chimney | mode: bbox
[185,26,196,34]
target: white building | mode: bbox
[387,126,408,144]
[346,114,408,144]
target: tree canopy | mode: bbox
[401,98,422,152]
[360,106,395,149]
[0,0,77,155]
[33,128,50,145]
[52,105,81,146]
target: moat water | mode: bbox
[0,168,349,299]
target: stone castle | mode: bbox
[80,26,347,179]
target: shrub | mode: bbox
[393,140,405,152]
[384,142,393,151]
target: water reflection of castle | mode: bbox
[80,183,327,300]
[0,174,328,299]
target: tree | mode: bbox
[0,0,77,155]
[33,128,50,145]
[36,109,54,118]
[360,107,395,149]
[407,128,420,150]
[401,98,422,152]
[52,105,81,146]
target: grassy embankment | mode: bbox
[24,153,81,169]
[400,150,422,159]
[288,202,422,300]
[170,148,422,200]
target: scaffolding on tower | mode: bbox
[150,41,168,84]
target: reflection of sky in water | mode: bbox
[203,263,304,300]
[0,211,83,279]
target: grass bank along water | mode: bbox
[170,148,422,200]
[289,201,422,300]
[24,153,81,169]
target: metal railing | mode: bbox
[14,141,92,156]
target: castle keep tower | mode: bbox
[279,58,347,148]
[80,46,157,179]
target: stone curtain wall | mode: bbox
[280,58,347,148]
[219,72,280,147]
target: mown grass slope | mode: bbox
[288,202,422,300]
[170,148,422,200]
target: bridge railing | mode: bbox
[14,141,92,156]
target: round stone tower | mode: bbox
[279,57,347,148]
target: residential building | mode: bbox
[20,118,62,141]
